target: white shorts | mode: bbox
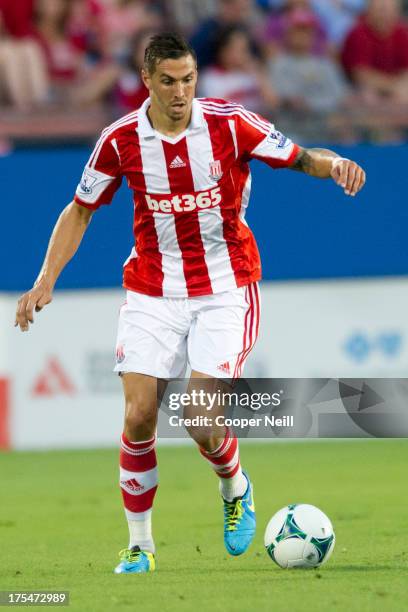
[114,282,261,380]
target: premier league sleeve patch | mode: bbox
[266,130,289,149]
[75,166,117,204]
[79,169,98,194]
[250,128,295,164]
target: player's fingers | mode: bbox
[14,312,21,328]
[330,162,342,184]
[25,298,36,324]
[16,297,27,321]
[15,296,30,331]
[359,168,366,192]
[350,167,366,196]
[36,294,52,311]
[350,167,364,196]
[15,287,52,330]
[344,164,357,195]
[339,162,349,188]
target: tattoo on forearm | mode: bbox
[292,149,314,173]
[291,148,337,176]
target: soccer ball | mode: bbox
[264,504,335,569]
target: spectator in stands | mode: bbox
[67,0,105,62]
[168,0,217,35]
[263,0,327,57]
[341,0,408,103]
[190,0,262,68]
[311,0,366,49]
[264,0,367,49]
[34,0,86,87]
[34,0,119,108]
[0,0,49,109]
[268,8,350,140]
[199,25,279,113]
[0,0,35,38]
[55,25,153,116]
[99,0,162,62]
[113,29,152,113]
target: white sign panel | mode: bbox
[4,290,125,450]
[248,278,408,378]
[1,277,407,449]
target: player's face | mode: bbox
[143,55,198,123]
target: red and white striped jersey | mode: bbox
[74,97,299,297]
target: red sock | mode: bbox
[199,427,240,477]
[120,433,158,514]
[199,428,247,500]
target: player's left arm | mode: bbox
[233,108,366,196]
[289,147,366,197]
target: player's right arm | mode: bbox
[15,122,123,332]
[15,202,94,332]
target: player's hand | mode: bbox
[331,158,366,197]
[15,281,53,332]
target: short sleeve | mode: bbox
[74,131,122,210]
[233,107,300,169]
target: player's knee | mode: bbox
[124,397,156,439]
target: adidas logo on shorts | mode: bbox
[217,362,230,375]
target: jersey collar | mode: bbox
[138,97,205,141]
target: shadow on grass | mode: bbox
[153,563,407,576]
[326,564,407,572]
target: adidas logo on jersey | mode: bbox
[169,156,186,168]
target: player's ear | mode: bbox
[141,68,151,90]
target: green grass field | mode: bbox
[1,440,407,612]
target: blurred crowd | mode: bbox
[1,0,408,144]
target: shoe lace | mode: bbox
[118,547,142,563]
[224,499,244,531]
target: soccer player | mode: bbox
[15,33,366,574]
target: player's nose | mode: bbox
[174,81,184,97]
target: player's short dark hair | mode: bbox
[144,32,197,74]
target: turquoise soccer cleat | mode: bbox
[223,472,256,556]
[113,545,155,574]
